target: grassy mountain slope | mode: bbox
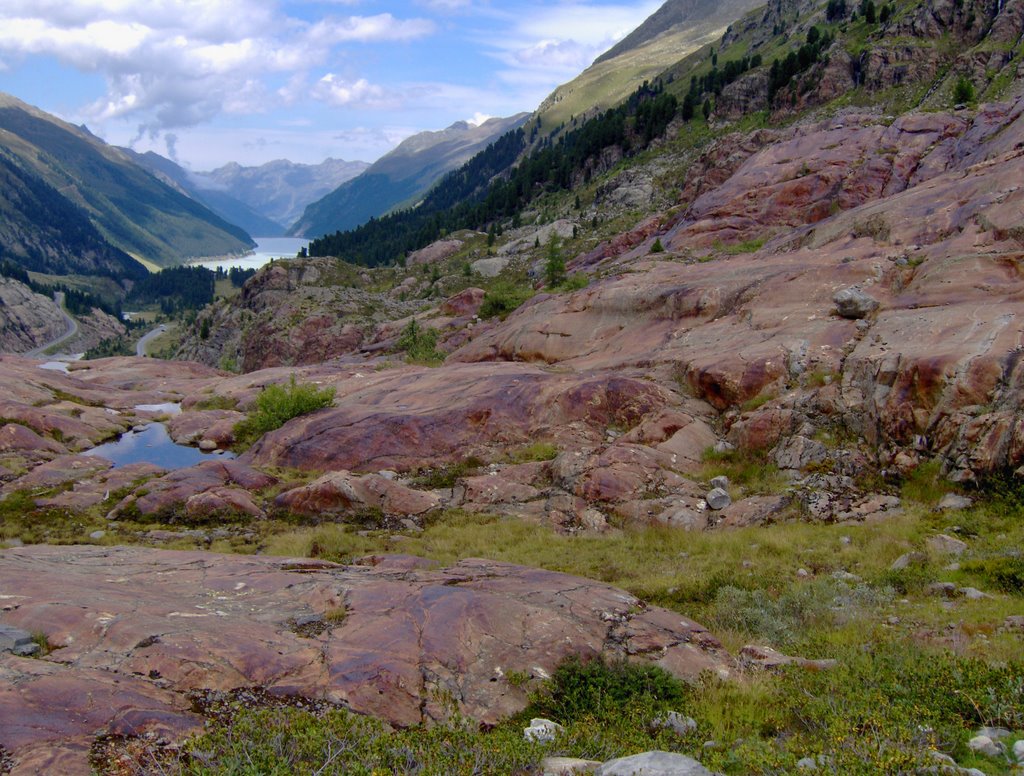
[533,0,763,132]
[125,150,285,237]
[202,158,370,230]
[288,114,530,239]
[0,93,254,268]
[0,149,147,280]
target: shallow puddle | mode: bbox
[84,423,234,469]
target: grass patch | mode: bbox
[700,447,789,497]
[507,442,559,464]
[715,236,768,255]
[900,459,946,507]
[192,394,238,411]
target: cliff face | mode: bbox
[0,278,67,353]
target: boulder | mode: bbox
[595,751,715,776]
[967,735,1004,758]
[651,710,698,737]
[440,287,485,317]
[0,624,38,656]
[739,645,837,671]
[706,487,732,510]
[543,757,604,775]
[927,534,968,556]
[937,493,972,511]
[833,287,880,319]
[275,471,440,517]
[524,718,565,743]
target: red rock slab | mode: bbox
[440,287,485,317]
[166,409,245,446]
[0,653,203,776]
[67,356,224,397]
[275,470,440,517]
[0,423,65,457]
[2,454,113,493]
[112,459,278,517]
[0,545,731,767]
[245,362,672,473]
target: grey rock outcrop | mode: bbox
[833,287,879,319]
[595,751,715,775]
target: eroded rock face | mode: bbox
[0,545,731,773]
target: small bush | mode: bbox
[233,376,335,449]
[413,456,484,489]
[953,75,975,105]
[650,238,665,253]
[479,280,533,319]
[961,555,1024,594]
[711,580,893,648]
[900,459,945,507]
[527,655,689,723]
[395,319,445,365]
[544,235,566,287]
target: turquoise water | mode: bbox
[190,236,309,273]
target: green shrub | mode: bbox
[545,234,566,287]
[527,655,688,723]
[711,579,893,648]
[395,319,445,365]
[479,280,533,319]
[412,456,484,489]
[900,459,945,507]
[650,238,665,253]
[961,555,1024,594]
[953,75,975,105]
[233,376,335,449]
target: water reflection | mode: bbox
[84,423,234,469]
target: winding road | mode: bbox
[25,292,79,358]
[135,324,167,357]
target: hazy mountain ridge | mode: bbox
[124,150,285,237]
[0,93,254,269]
[288,114,530,239]
[201,157,370,231]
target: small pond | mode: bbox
[39,354,84,374]
[84,423,234,469]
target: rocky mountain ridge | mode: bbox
[200,157,370,232]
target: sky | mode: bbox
[0,0,661,170]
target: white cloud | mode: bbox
[484,1,660,86]
[0,1,435,137]
[466,111,492,126]
[309,14,435,43]
[417,0,474,11]
[312,73,391,108]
